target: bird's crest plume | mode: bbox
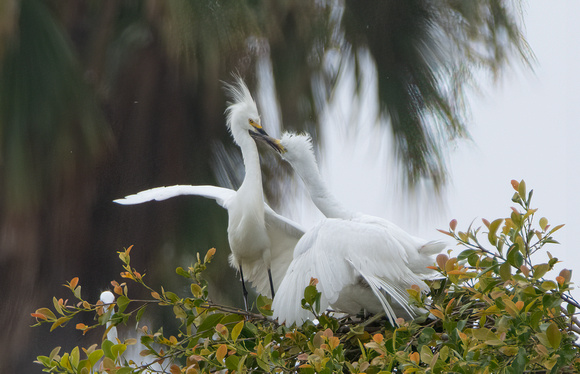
[223,74,259,130]
[280,132,315,155]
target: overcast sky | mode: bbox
[441,1,580,283]
[273,2,580,291]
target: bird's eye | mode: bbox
[249,119,262,129]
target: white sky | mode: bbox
[268,2,580,291]
[441,1,580,284]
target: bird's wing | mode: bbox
[115,185,306,296]
[264,206,305,239]
[113,183,304,230]
[235,208,306,297]
[273,218,430,326]
[262,206,305,291]
[273,219,384,326]
[419,240,446,255]
[352,214,443,276]
[114,185,236,208]
[272,223,334,326]
[114,185,307,239]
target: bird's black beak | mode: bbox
[249,129,286,153]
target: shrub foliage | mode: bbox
[32,180,580,373]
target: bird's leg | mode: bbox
[268,268,275,299]
[239,265,249,312]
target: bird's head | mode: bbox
[223,75,285,152]
[277,132,314,164]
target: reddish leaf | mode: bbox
[436,254,448,270]
[69,277,79,290]
[449,219,457,231]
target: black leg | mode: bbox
[268,268,275,299]
[239,265,249,311]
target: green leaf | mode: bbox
[467,253,479,267]
[164,291,180,303]
[547,224,565,236]
[541,281,557,291]
[518,180,526,200]
[176,267,189,278]
[225,355,240,371]
[88,350,104,366]
[488,219,503,246]
[35,356,51,367]
[507,247,523,268]
[173,305,187,319]
[140,334,154,348]
[116,295,130,313]
[420,345,433,363]
[511,348,529,372]
[111,343,127,359]
[49,346,61,360]
[303,285,319,306]
[499,262,511,280]
[472,327,500,344]
[256,357,270,371]
[219,313,244,329]
[457,249,475,261]
[74,285,82,299]
[546,322,561,349]
[231,321,244,342]
[197,313,225,335]
[539,217,548,231]
[257,295,273,317]
[136,306,147,323]
[511,210,522,228]
[77,359,90,372]
[52,297,64,316]
[116,368,134,374]
[102,357,115,371]
[190,284,203,298]
[37,307,56,321]
[50,316,71,331]
[60,353,71,370]
[70,346,80,369]
[102,339,114,360]
[533,264,550,280]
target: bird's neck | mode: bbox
[291,157,355,220]
[235,129,264,197]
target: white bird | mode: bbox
[100,291,118,342]
[270,132,444,326]
[114,78,304,307]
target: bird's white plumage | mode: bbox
[114,185,234,207]
[114,184,305,293]
[114,78,304,297]
[272,132,444,326]
[100,291,118,342]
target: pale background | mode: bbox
[270,2,580,294]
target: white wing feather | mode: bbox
[114,185,305,235]
[114,185,235,208]
[273,218,430,326]
[114,185,306,296]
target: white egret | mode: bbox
[99,291,118,342]
[270,132,444,326]
[114,78,304,307]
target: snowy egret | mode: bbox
[270,132,444,326]
[100,291,118,342]
[114,77,305,307]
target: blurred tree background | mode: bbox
[0,0,530,372]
